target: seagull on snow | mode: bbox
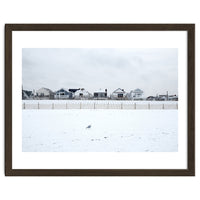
[86,125,92,129]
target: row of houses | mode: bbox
[22,87,144,100]
[22,87,178,101]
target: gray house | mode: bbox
[146,96,156,101]
[54,88,73,99]
[36,87,54,99]
[22,90,34,100]
[169,95,178,101]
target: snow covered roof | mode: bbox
[37,87,54,93]
[112,88,126,93]
[75,88,91,95]
[94,89,107,93]
[132,88,143,93]
[69,88,80,93]
[55,88,72,94]
[56,88,68,92]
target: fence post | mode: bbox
[66,103,67,109]
[176,103,178,109]
[52,103,54,109]
[148,103,150,109]
[163,104,164,109]
[121,103,123,109]
[80,102,82,109]
[94,102,95,109]
[107,102,109,109]
[23,102,25,109]
[38,102,40,109]
[135,103,136,109]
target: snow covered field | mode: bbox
[22,109,178,152]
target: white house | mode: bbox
[74,88,92,99]
[93,89,108,100]
[129,88,144,100]
[110,88,127,100]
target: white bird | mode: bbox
[86,125,92,129]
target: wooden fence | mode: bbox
[22,102,178,110]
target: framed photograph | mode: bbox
[5,24,195,176]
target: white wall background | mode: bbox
[0,0,199,199]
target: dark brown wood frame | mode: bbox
[5,24,195,176]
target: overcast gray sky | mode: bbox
[22,48,178,96]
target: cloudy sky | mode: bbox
[22,48,178,96]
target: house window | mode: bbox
[100,93,105,98]
[94,93,98,97]
[118,94,123,98]
[79,93,83,97]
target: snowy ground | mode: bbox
[22,109,178,152]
